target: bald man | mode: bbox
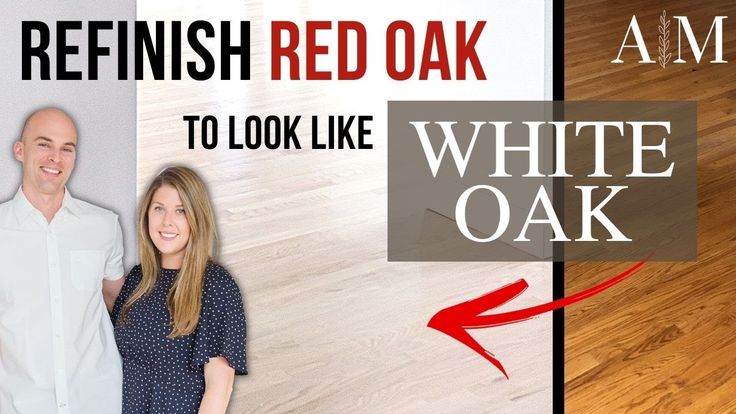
[0,108,125,414]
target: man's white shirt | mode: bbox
[0,187,124,414]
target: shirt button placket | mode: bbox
[47,226,70,414]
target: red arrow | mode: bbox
[427,257,650,378]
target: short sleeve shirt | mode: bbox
[0,187,124,414]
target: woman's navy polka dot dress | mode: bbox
[111,263,247,413]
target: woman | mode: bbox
[112,166,247,414]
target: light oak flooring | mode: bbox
[565,1,736,413]
[138,1,553,413]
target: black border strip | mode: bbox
[552,0,565,413]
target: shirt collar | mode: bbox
[60,188,82,217]
[12,186,82,222]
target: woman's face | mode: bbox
[148,184,191,269]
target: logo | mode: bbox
[612,11,727,68]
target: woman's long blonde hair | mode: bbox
[120,166,218,338]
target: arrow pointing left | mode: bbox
[427,257,650,378]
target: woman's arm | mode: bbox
[198,357,235,414]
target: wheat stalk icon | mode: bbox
[658,10,671,68]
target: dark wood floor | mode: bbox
[565,1,736,413]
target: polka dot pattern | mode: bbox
[111,263,247,413]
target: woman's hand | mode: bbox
[198,357,235,414]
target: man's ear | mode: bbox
[13,141,23,162]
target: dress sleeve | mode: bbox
[191,264,247,375]
[110,265,141,325]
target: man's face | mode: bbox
[14,110,77,197]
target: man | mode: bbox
[0,108,125,414]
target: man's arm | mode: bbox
[198,357,235,414]
[103,216,126,313]
[102,276,125,312]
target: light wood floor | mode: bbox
[138,1,554,413]
[565,1,736,413]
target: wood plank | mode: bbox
[565,1,736,412]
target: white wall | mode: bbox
[0,1,137,269]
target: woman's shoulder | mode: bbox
[204,261,231,278]
[116,264,143,288]
[126,264,143,282]
[202,262,242,297]
[111,264,144,323]
[200,263,244,316]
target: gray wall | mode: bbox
[1,1,137,270]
